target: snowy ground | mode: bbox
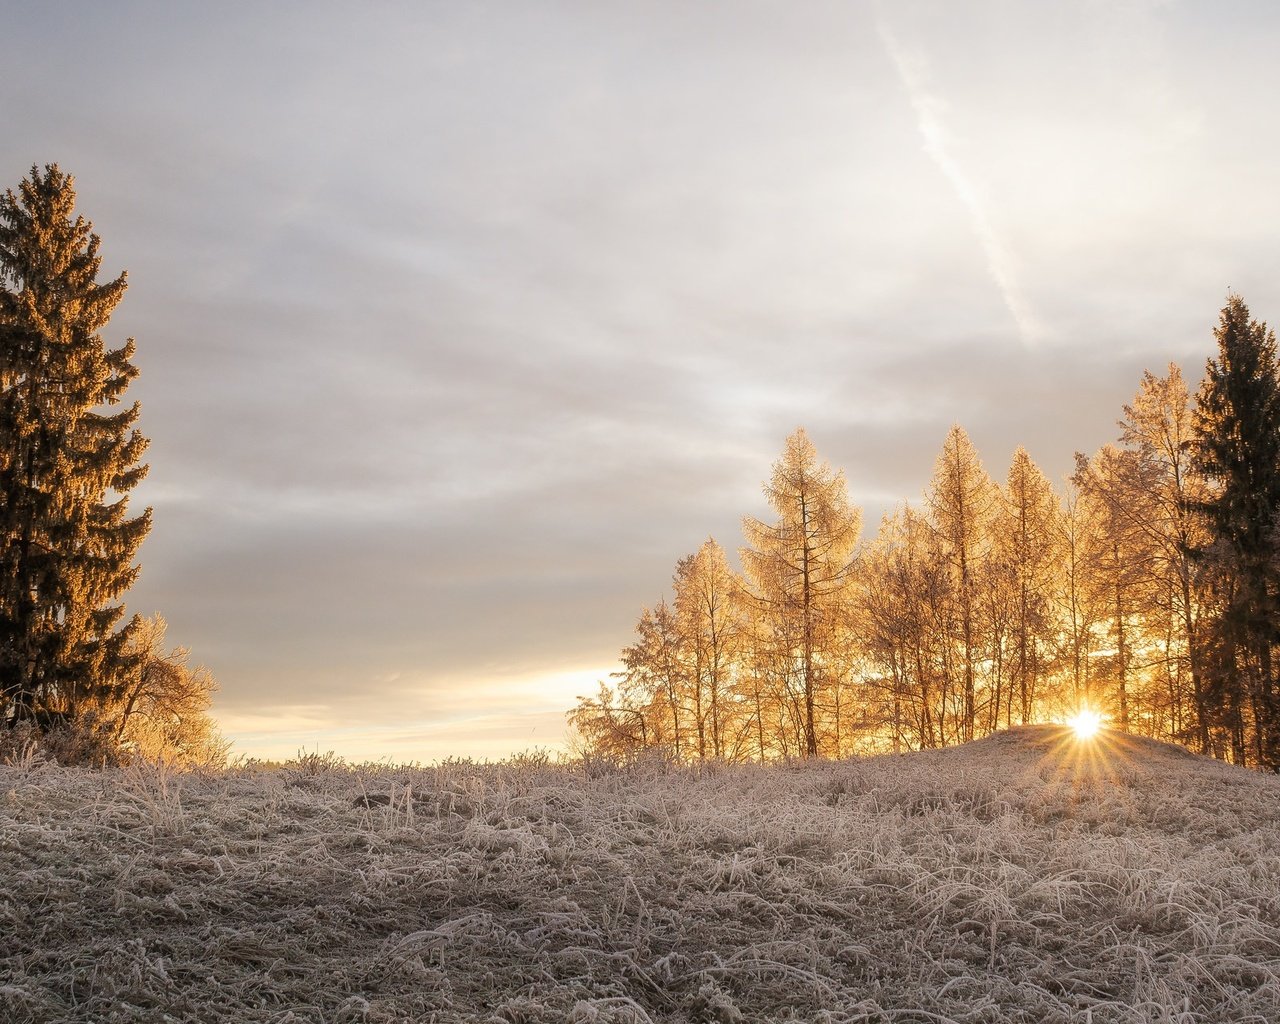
[2,726,1279,1023]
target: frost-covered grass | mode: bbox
[2,727,1279,1023]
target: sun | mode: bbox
[1067,708,1103,741]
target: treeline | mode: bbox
[570,296,1280,771]
[0,164,224,766]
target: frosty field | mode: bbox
[2,727,1279,1023]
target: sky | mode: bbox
[5,1,1280,762]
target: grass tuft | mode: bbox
[2,726,1277,1022]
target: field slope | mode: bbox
[2,726,1279,1023]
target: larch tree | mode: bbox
[0,165,151,728]
[859,504,949,750]
[741,428,861,757]
[1073,443,1156,732]
[569,602,680,763]
[926,426,998,742]
[1000,447,1062,727]
[567,681,653,761]
[1193,295,1280,768]
[673,538,741,760]
[736,585,790,761]
[1119,365,1211,748]
[1055,478,1106,717]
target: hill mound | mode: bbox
[2,733,1278,1023]
[938,722,1213,773]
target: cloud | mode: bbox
[6,1,1280,763]
[876,13,1043,346]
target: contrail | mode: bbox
[877,16,1042,346]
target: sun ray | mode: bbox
[1067,708,1103,741]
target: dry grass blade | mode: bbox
[1,726,1277,1022]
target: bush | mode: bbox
[0,709,123,767]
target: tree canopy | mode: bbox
[572,298,1280,771]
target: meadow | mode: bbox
[2,726,1278,1023]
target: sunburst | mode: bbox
[1067,707,1103,741]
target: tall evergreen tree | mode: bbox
[1193,294,1280,768]
[0,164,150,727]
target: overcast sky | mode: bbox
[5,1,1279,761]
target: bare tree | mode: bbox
[107,615,228,767]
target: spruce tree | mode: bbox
[1193,294,1280,768]
[0,164,150,728]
